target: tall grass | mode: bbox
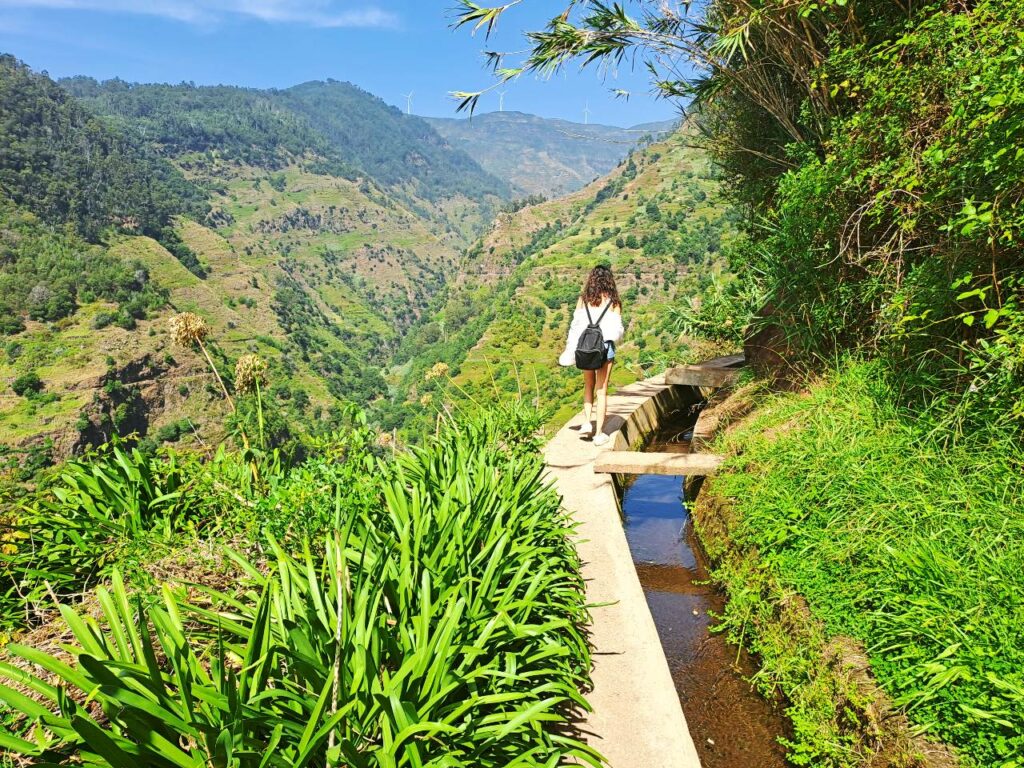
[708,361,1024,767]
[0,413,599,766]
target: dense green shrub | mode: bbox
[153,419,192,444]
[10,371,42,398]
[663,264,762,346]
[697,0,1024,425]
[2,444,192,617]
[60,77,508,206]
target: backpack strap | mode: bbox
[583,300,613,326]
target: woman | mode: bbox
[558,265,624,446]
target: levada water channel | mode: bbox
[617,402,791,767]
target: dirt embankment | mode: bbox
[17,351,226,462]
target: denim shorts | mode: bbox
[605,341,616,361]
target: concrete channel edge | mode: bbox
[543,375,703,768]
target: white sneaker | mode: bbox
[578,421,594,438]
[592,433,610,447]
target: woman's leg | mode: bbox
[594,361,613,436]
[581,369,596,433]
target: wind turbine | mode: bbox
[497,90,507,112]
[402,91,414,115]
[583,100,591,125]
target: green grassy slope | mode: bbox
[698,363,1024,767]
[1,60,501,462]
[386,129,739,435]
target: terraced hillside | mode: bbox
[385,129,740,435]
[0,59,508,467]
[0,57,736,463]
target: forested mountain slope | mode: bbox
[61,77,509,212]
[385,128,740,434]
[426,111,677,197]
[0,58,507,466]
[0,56,206,254]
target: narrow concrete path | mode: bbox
[544,377,703,768]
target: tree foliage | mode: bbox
[0,198,168,328]
[0,56,207,243]
[61,77,510,204]
[60,76,355,176]
[281,80,510,202]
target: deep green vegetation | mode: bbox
[59,76,355,176]
[0,56,207,246]
[706,0,1024,431]
[62,77,509,206]
[281,81,510,204]
[0,199,168,329]
[0,407,598,766]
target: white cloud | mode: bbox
[0,0,399,27]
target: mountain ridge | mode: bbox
[424,110,678,198]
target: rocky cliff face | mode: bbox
[2,310,229,463]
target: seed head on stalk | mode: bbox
[169,312,235,412]
[234,354,268,395]
[424,362,450,381]
[169,312,209,347]
[168,312,254,459]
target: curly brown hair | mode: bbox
[581,264,621,308]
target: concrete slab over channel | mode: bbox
[543,376,703,768]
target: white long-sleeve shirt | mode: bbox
[558,301,624,367]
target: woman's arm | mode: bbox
[559,300,586,366]
[604,305,624,343]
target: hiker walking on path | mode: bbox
[559,264,624,446]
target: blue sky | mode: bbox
[0,1,683,126]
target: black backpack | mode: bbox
[575,303,611,370]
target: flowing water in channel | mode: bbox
[619,408,791,767]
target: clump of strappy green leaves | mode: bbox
[0,409,600,767]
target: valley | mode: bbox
[0,54,710,467]
[387,128,739,435]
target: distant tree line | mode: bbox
[0,56,207,247]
